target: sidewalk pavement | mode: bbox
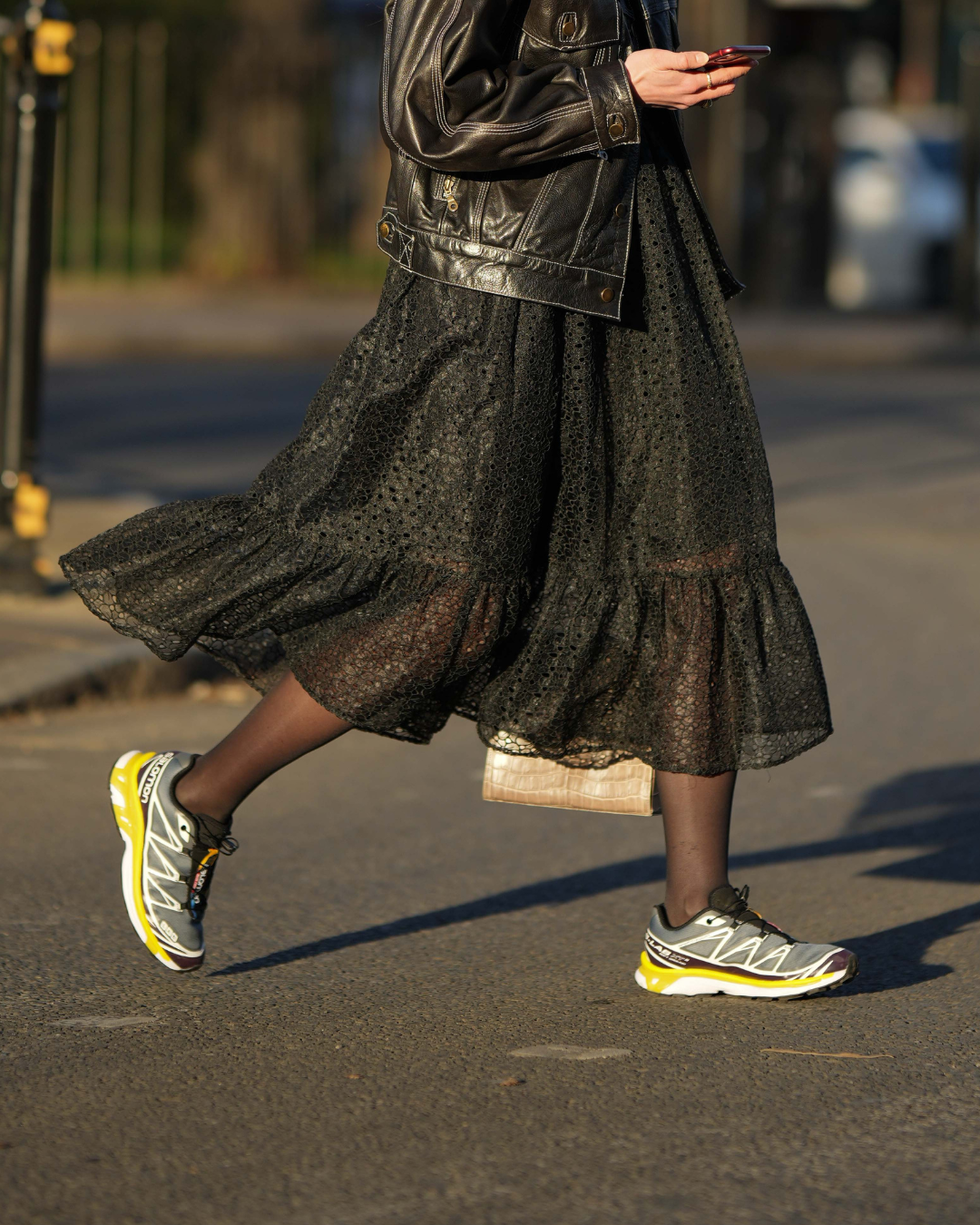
[45,276,980,366]
[0,498,224,718]
[46,279,381,362]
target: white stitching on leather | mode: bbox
[385,257,622,316]
[381,213,626,282]
[431,0,465,137]
[515,168,560,250]
[570,156,606,261]
[616,59,640,132]
[452,102,593,136]
[380,0,401,153]
[386,0,626,161]
[473,178,491,243]
[522,1,621,51]
[430,0,595,138]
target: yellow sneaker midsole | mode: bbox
[110,751,182,969]
[635,948,842,994]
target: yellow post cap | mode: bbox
[12,473,50,539]
[33,19,75,76]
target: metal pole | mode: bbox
[956,32,980,329]
[0,2,74,592]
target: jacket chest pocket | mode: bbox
[520,0,622,55]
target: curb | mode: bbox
[0,639,219,718]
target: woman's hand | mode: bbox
[624,49,754,110]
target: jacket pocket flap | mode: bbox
[522,0,621,50]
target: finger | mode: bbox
[710,63,754,83]
[681,84,737,110]
[693,65,749,92]
[672,50,710,71]
[683,79,738,107]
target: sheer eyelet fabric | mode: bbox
[62,114,831,776]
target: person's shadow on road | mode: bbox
[828,762,980,994]
[212,761,980,992]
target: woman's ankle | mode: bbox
[663,882,730,928]
[174,763,233,823]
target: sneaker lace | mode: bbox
[210,833,240,858]
[722,886,789,940]
[181,828,239,911]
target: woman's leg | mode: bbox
[638,769,858,997]
[657,769,736,927]
[174,677,737,920]
[174,672,352,821]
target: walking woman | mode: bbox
[62,0,857,997]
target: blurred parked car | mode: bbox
[827,106,966,309]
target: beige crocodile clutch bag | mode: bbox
[483,747,654,816]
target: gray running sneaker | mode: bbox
[635,884,858,999]
[108,751,237,972]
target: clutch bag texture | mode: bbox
[483,747,655,816]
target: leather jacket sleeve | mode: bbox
[381,0,641,173]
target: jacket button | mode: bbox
[561,17,576,38]
[608,119,625,140]
[600,287,614,303]
[614,203,626,218]
[379,222,391,239]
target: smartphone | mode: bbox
[707,45,771,66]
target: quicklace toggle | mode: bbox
[720,885,788,940]
[194,811,239,856]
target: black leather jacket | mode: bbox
[376,0,741,319]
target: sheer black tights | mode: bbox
[175,672,352,821]
[657,769,736,927]
[175,675,735,930]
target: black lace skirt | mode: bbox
[62,129,832,775]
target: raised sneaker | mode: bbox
[634,884,858,999]
[108,751,237,972]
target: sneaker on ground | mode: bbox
[634,884,858,999]
[109,751,237,972]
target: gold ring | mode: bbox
[705,70,713,89]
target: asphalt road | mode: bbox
[41,360,325,499]
[4,351,980,1224]
[38,355,980,504]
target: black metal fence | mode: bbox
[0,5,386,277]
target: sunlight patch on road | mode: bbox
[510,1045,631,1061]
[50,1016,160,1030]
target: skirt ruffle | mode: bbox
[63,494,828,773]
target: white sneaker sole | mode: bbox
[634,954,858,999]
